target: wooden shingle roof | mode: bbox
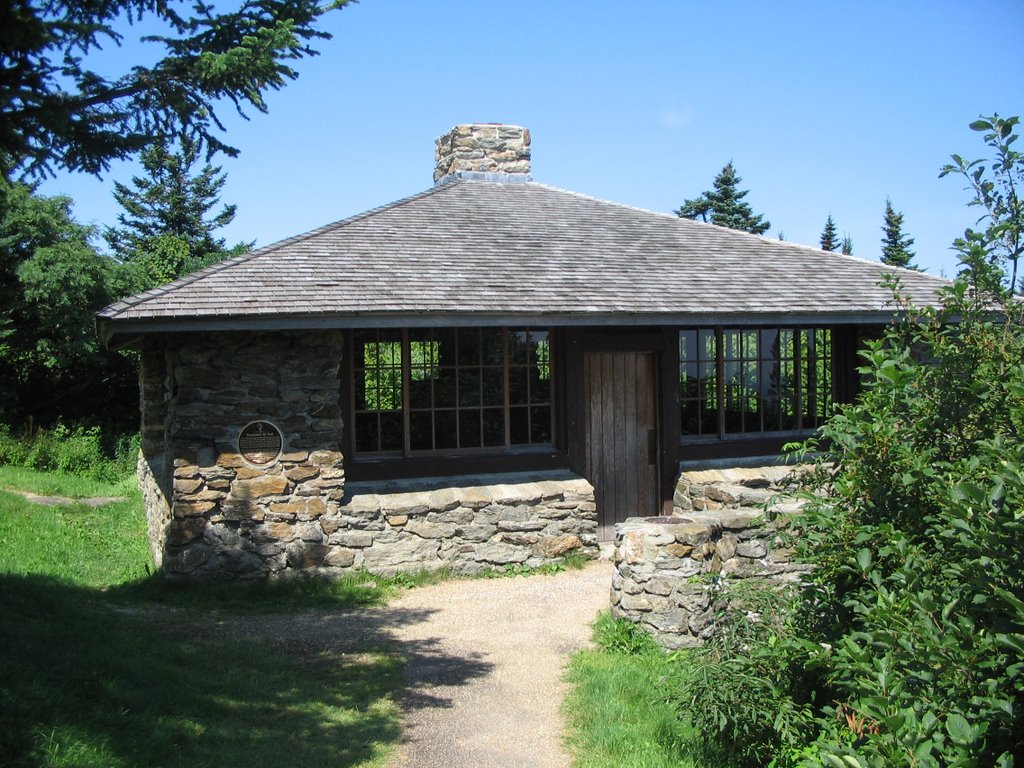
[98,177,951,337]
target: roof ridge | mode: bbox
[97,182,457,319]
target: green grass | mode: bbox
[0,469,404,768]
[0,465,134,500]
[563,613,695,768]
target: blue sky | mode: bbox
[41,0,1024,279]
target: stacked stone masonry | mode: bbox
[434,123,531,183]
[137,330,597,580]
[611,465,812,649]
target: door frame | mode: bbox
[565,328,675,536]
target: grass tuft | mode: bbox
[564,613,693,768]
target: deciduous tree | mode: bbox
[941,114,1023,293]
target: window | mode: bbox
[679,327,832,439]
[352,328,553,456]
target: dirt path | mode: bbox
[202,560,613,767]
[387,561,612,768]
[2,487,126,507]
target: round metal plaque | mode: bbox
[238,421,283,466]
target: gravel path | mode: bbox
[200,560,613,767]
[387,561,612,768]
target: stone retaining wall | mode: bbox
[611,465,811,649]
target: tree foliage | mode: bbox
[840,234,854,255]
[880,198,917,269]
[105,136,251,289]
[0,0,347,178]
[0,178,136,427]
[820,214,839,252]
[941,114,1023,293]
[676,161,771,235]
[664,120,1024,768]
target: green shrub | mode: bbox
[0,424,137,482]
[592,611,663,656]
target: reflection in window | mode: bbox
[353,328,553,455]
[680,327,832,438]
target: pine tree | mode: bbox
[880,198,917,268]
[676,162,771,235]
[841,235,854,255]
[105,137,251,285]
[1,0,346,178]
[820,214,839,251]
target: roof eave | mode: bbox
[99,308,906,342]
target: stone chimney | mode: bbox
[434,123,531,185]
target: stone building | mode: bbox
[97,124,949,580]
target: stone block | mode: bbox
[736,540,768,559]
[473,542,530,565]
[233,475,289,497]
[329,531,374,548]
[323,548,356,568]
[405,519,458,539]
[619,594,653,612]
[286,466,319,482]
[165,543,210,574]
[717,532,739,561]
[286,542,330,569]
[536,533,581,558]
[361,537,441,574]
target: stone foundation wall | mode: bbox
[268,472,597,577]
[137,330,597,580]
[611,465,811,649]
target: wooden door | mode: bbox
[584,351,659,540]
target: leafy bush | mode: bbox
[592,612,663,656]
[663,115,1024,768]
[0,424,137,482]
[664,582,822,768]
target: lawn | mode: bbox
[0,470,404,768]
[562,613,695,768]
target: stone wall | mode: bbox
[137,330,597,580]
[611,465,811,649]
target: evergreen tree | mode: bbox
[880,198,917,268]
[676,162,771,235]
[819,214,839,251]
[840,234,854,255]
[0,0,347,178]
[105,137,252,287]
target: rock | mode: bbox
[717,532,739,561]
[286,542,330,569]
[537,533,581,557]
[361,537,441,574]
[736,540,768,559]
[323,548,356,568]
[232,475,289,497]
[473,542,530,565]
[329,531,374,548]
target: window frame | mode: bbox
[347,327,556,459]
[678,325,834,443]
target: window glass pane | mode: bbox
[435,368,456,407]
[531,332,551,380]
[457,328,479,365]
[458,369,481,406]
[435,410,457,450]
[482,408,505,447]
[509,331,529,364]
[482,367,504,406]
[509,406,529,444]
[355,413,378,453]
[409,411,432,450]
[379,412,403,451]
[459,409,481,448]
[530,406,552,444]
[435,329,457,365]
[481,329,504,365]
[509,366,528,405]
[530,368,550,403]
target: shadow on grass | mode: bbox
[0,573,495,768]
